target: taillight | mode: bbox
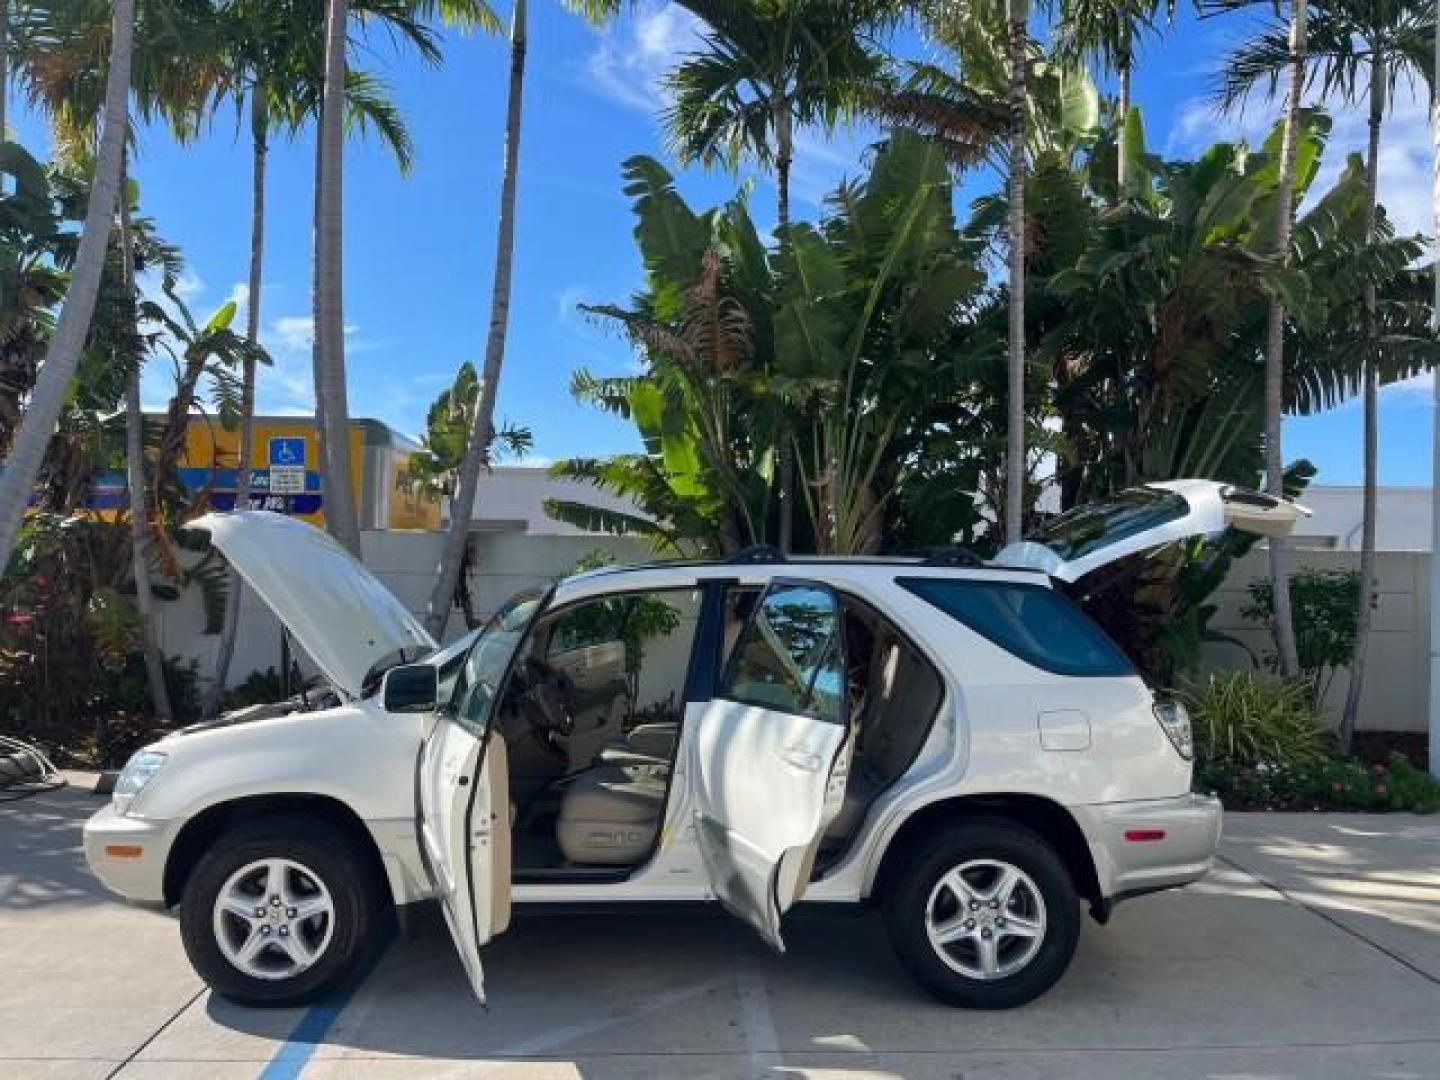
[1153,699,1193,761]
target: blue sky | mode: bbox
[12,1,1438,487]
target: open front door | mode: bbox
[416,594,542,1004]
[689,580,851,952]
[418,717,509,1004]
[992,479,1310,583]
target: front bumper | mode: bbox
[1073,792,1222,904]
[82,803,174,907]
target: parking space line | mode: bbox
[491,975,729,1058]
[256,978,363,1080]
[1218,853,1440,988]
[105,987,207,1080]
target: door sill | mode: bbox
[512,865,635,885]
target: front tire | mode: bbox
[883,820,1080,1009]
[179,816,387,1007]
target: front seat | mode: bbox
[555,766,667,866]
[597,720,679,768]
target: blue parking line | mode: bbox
[256,982,359,1080]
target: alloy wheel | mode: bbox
[924,858,1047,981]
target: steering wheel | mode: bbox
[517,658,576,759]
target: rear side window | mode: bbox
[900,578,1133,677]
[719,583,844,722]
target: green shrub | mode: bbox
[1243,568,1360,707]
[222,667,290,711]
[1198,753,1440,814]
[1183,672,1329,771]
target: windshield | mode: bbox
[1027,487,1189,562]
[450,590,545,735]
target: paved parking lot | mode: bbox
[5,777,1440,1079]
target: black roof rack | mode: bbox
[919,546,986,568]
[728,544,787,565]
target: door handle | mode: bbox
[781,746,822,772]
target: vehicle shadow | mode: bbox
[205,862,1440,1077]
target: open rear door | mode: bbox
[992,479,1310,583]
[688,580,851,952]
[416,594,542,1004]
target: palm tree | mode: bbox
[1212,0,1312,681]
[313,0,360,554]
[661,0,895,553]
[421,0,527,634]
[15,0,237,719]
[205,0,424,714]
[422,0,619,638]
[1004,0,1028,545]
[1215,0,1435,744]
[1,0,10,141]
[1055,0,1171,187]
[313,0,496,559]
[0,0,136,587]
[118,175,173,724]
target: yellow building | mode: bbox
[95,416,439,531]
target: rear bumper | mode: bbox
[1073,793,1222,904]
[82,803,173,907]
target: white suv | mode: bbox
[84,480,1302,1009]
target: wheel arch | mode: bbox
[163,792,394,910]
[869,793,1102,912]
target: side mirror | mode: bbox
[382,663,438,714]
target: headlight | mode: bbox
[112,750,167,816]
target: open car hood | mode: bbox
[193,511,435,698]
[992,479,1311,584]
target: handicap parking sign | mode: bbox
[268,436,307,496]
[269,437,306,467]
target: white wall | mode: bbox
[157,530,654,689]
[1291,487,1432,552]
[1203,549,1430,733]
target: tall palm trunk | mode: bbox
[313,0,363,557]
[1262,0,1307,682]
[0,0,135,570]
[424,0,528,639]
[1341,48,1387,752]
[1004,0,1028,545]
[773,94,795,552]
[205,92,268,717]
[1116,28,1131,191]
[119,165,173,725]
[1,0,9,144]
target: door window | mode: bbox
[453,593,544,736]
[719,584,844,723]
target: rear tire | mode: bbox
[883,820,1080,1009]
[179,815,388,1007]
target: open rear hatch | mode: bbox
[992,480,1310,583]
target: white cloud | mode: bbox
[1383,371,1435,402]
[270,314,316,352]
[1170,78,1435,237]
[585,2,702,112]
[172,269,205,303]
[556,283,591,323]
